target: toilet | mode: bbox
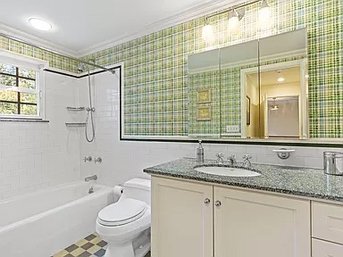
[96,178,151,257]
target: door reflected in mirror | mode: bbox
[242,62,308,139]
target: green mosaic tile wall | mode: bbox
[0,36,79,73]
[83,0,342,138]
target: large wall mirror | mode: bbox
[188,28,311,142]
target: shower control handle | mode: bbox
[94,157,102,164]
[84,156,92,162]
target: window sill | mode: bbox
[0,118,49,123]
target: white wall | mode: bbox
[79,70,342,188]
[0,72,81,200]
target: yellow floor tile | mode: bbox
[52,250,69,257]
[75,238,88,246]
[87,245,102,254]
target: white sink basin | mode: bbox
[194,166,261,177]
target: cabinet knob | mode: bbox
[215,200,222,207]
[204,198,211,204]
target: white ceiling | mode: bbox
[0,0,243,56]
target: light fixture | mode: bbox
[258,0,272,26]
[202,21,215,44]
[270,98,279,111]
[276,71,285,83]
[228,9,244,32]
[277,77,285,83]
[28,18,52,31]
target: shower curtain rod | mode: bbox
[0,32,115,74]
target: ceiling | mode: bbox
[249,67,301,86]
[0,0,242,56]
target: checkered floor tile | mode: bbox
[52,233,107,257]
[52,233,151,257]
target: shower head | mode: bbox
[78,63,87,73]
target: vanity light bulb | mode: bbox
[202,24,215,43]
[258,0,272,26]
[228,16,240,32]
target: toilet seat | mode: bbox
[97,198,147,226]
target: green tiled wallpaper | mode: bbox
[83,0,342,138]
[1,0,341,138]
[0,36,79,73]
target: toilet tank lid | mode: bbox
[124,178,151,191]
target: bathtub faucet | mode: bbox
[85,175,98,193]
[85,175,98,182]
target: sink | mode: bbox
[194,166,261,177]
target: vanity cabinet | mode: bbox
[151,177,213,257]
[214,186,310,257]
[312,239,343,256]
[151,176,311,257]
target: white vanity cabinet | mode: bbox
[151,177,213,257]
[312,201,343,256]
[151,176,311,257]
[214,186,310,257]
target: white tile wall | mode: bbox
[79,70,343,188]
[0,72,82,200]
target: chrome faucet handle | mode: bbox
[84,156,92,162]
[242,154,252,168]
[228,154,237,166]
[216,153,225,164]
[94,157,102,164]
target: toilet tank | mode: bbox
[122,178,151,206]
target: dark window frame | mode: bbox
[0,66,38,116]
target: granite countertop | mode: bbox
[144,158,343,203]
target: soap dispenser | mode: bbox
[196,140,205,163]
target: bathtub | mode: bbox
[0,181,115,257]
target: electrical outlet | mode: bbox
[226,125,240,133]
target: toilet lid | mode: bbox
[98,198,147,226]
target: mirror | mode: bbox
[187,28,309,140]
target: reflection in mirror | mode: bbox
[187,28,308,141]
[188,49,220,138]
[240,28,307,139]
[245,63,308,139]
[220,40,259,138]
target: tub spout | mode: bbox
[85,175,97,182]
[85,175,97,194]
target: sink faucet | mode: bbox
[242,154,252,168]
[216,153,225,164]
[85,175,97,193]
[228,154,237,166]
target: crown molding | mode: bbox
[0,23,78,57]
[77,0,246,56]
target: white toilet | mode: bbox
[96,178,151,257]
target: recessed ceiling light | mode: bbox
[28,18,52,31]
[277,77,285,83]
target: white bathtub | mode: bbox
[0,181,114,257]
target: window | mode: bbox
[0,51,46,119]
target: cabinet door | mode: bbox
[312,238,343,256]
[151,177,213,257]
[214,187,310,257]
[312,201,343,245]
